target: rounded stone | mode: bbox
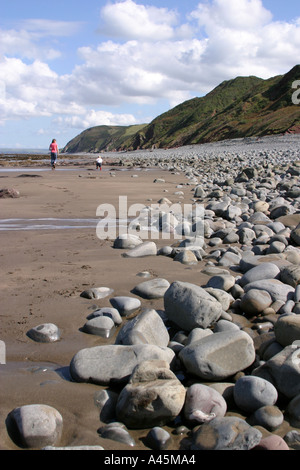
[70,344,175,385]
[115,308,169,347]
[191,416,262,450]
[164,281,223,331]
[27,323,61,343]
[291,225,300,246]
[252,344,300,399]
[7,404,63,449]
[43,445,104,450]
[233,376,278,413]
[284,430,300,450]
[240,262,280,287]
[122,241,157,258]
[274,315,300,347]
[206,274,236,292]
[253,435,290,450]
[113,234,143,249]
[116,366,186,429]
[82,316,115,338]
[179,330,255,381]
[0,188,20,198]
[88,307,122,325]
[185,328,213,345]
[80,287,114,299]
[173,249,198,265]
[98,422,136,447]
[251,405,284,430]
[131,278,170,299]
[145,427,172,450]
[240,289,273,316]
[253,201,269,213]
[213,319,240,333]
[183,383,227,424]
[266,241,286,254]
[244,279,294,303]
[94,389,119,423]
[286,393,300,427]
[110,296,141,316]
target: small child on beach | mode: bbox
[96,156,103,171]
[49,139,59,169]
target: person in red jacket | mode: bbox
[49,139,59,169]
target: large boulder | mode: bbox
[0,188,20,198]
[7,404,63,449]
[244,279,294,303]
[179,330,255,381]
[239,289,273,317]
[183,383,227,424]
[191,417,262,450]
[164,281,223,331]
[122,241,157,258]
[116,360,186,429]
[253,344,300,399]
[239,262,280,287]
[131,278,170,299]
[274,315,300,347]
[233,376,278,413]
[70,344,175,386]
[115,309,169,347]
[280,265,300,288]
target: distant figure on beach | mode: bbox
[96,155,103,171]
[49,139,59,169]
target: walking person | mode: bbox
[49,139,59,169]
[96,155,103,171]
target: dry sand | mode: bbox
[0,161,213,451]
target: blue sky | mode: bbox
[0,0,299,149]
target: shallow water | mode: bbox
[0,218,128,231]
[0,167,85,172]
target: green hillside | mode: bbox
[63,65,300,153]
[62,124,147,153]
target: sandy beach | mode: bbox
[1,139,300,452]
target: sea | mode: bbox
[0,148,49,155]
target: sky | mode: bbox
[0,0,299,149]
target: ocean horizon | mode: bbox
[0,148,49,155]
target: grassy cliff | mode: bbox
[62,124,147,153]
[63,65,300,153]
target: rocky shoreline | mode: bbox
[1,134,300,451]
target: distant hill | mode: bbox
[62,124,147,153]
[63,65,300,153]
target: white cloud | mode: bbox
[17,19,83,37]
[55,110,138,129]
[0,28,61,61]
[0,19,82,61]
[187,0,300,79]
[190,0,272,32]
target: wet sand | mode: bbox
[0,161,212,450]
